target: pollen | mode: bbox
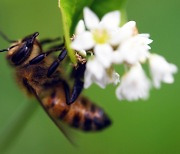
[93,28,110,44]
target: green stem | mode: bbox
[58,0,77,65]
[0,99,38,153]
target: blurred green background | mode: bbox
[0,0,180,154]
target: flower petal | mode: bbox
[75,20,85,35]
[115,34,152,64]
[83,7,100,30]
[84,58,119,89]
[149,54,178,88]
[71,32,95,51]
[109,28,122,46]
[111,50,124,64]
[109,21,137,45]
[84,70,93,89]
[86,58,104,80]
[101,11,121,29]
[84,58,106,88]
[116,64,151,101]
[121,21,137,37]
[77,49,87,57]
[94,44,113,68]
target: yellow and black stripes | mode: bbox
[43,88,111,132]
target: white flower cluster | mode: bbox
[71,7,178,101]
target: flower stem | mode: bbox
[0,99,38,153]
[58,0,77,65]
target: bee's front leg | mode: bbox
[28,45,65,65]
[47,48,67,77]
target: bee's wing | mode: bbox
[46,114,77,146]
[27,81,77,146]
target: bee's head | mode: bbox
[0,32,40,66]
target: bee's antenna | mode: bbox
[0,49,8,52]
[0,31,17,43]
[0,44,19,53]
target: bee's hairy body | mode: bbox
[6,33,111,132]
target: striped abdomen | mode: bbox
[41,85,111,131]
[19,64,111,132]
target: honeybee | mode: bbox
[0,32,111,142]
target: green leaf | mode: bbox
[59,0,127,64]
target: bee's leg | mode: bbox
[63,78,84,105]
[47,48,67,77]
[62,80,70,104]
[29,45,64,65]
[40,37,61,46]
[67,63,86,105]
[68,79,84,105]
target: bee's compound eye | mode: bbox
[11,44,32,65]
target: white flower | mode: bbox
[84,57,120,89]
[110,21,137,45]
[71,7,122,68]
[116,64,151,101]
[149,54,178,88]
[113,34,153,65]
[70,7,178,103]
